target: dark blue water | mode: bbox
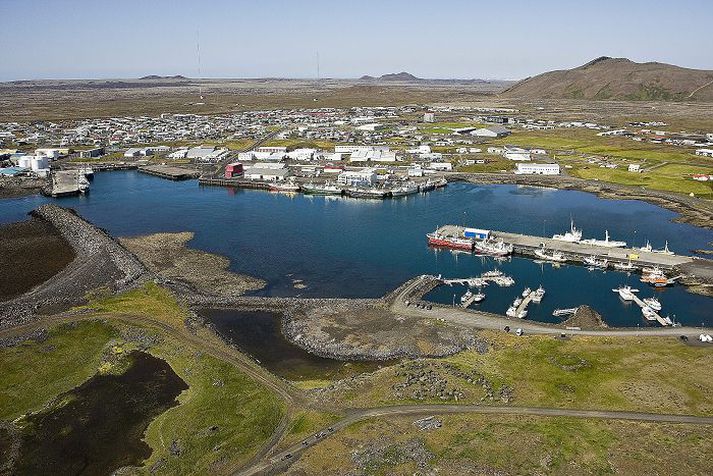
[1,171,711,327]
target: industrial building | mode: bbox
[349,148,398,163]
[79,147,105,158]
[224,162,244,178]
[337,168,377,186]
[471,126,511,138]
[514,163,560,175]
[243,167,291,182]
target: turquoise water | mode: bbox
[1,170,711,327]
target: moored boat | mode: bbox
[612,285,639,301]
[426,230,474,251]
[302,182,343,195]
[643,297,662,311]
[580,230,627,248]
[474,238,513,256]
[552,219,582,243]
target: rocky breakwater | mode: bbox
[0,205,147,327]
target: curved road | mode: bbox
[242,403,713,475]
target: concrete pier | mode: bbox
[432,225,702,271]
[49,170,87,197]
[138,165,200,180]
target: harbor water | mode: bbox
[1,171,712,327]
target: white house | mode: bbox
[255,146,287,154]
[514,163,560,175]
[406,145,432,155]
[407,166,424,177]
[628,164,641,172]
[423,112,435,123]
[695,148,713,158]
[335,145,389,154]
[504,147,531,161]
[337,168,377,186]
[428,162,452,171]
[349,149,398,163]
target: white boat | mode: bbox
[641,306,657,321]
[460,290,473,304]
[522,287,532,298]
[640,240,653,252]
[612,285,639,301]
[652,241,674,255]
[531,285,546,303]
[270,181,300,193]
[613,260,636,271]
[552,219,582,243]
[513,297,523,306]
[553,308,578,317]
[534,246,567,263]
[302,182,343,195]
[481,270,504,278]
[580,230,627,248]
[584,255,608,268]
[474,239,513,256]
[642,297,662,311]
[473,292,486,303]
[390,182,419,197]
[506,306,527,319]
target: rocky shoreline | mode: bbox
[0,176,46,199]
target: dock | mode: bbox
[49,170,87,197]
[433,225,699,270]
[138,165,200,181]
[512,292,534,317]
[629,294,670,326]
[198,176,271,189]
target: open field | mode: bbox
[483,128,713,198]
[0,316,285,475]
[0,79,507,122]
[311,330,713,416]
[287,413,713,475]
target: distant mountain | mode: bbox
[502,57,713,101]
[139,74,188,80]
[360,72,422,82]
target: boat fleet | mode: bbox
[299,177,446,199]
[612,285,674,325]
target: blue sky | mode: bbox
[1,0,712,80]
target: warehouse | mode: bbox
[471,126,511,138]
[337,168,377,186]
[514,163,560,175]
[244,167,291,182]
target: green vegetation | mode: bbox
[278,410,342,449]
[0,321,117,420]
[484,128,713,198]
[86,282,189,327]
[292,414,713,475]
[142,330,284,474]
[330,332,713,416]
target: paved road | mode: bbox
[391,275,712,337]
[242,403,713,475]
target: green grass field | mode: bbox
[291,413,713,475]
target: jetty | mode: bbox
[48,170,88,197]
[431,225,699,271]
[198,176,271,189]
[630,294,671,326]
[514,290,536,317]
[138,165,200,181]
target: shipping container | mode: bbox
[463,227,490,240]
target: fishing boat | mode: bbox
[460,290,473,305]
[426,230,474,251]
[531,285,546,303]
[420,180,436,192]
[612,285,639,301]
[640,273,672,287]
[640,240,653,252]
[506,306,528,319]
[534,246,567,262]
[584,255,608,268]
[522,287,532,298]
[434,177,448,188]
[652,241,674,255]
[641,306,657,321]
[390,182,419,197]
[302,182,343,195]
[580,230,627,248]
[346,187,390,199]
[474,238,513,257]
[613,259,636,271]
[472,291,486,303]
[553,308,578,317]
[481,270,504,278]
[643,297,662,311]
[552,219,582,243]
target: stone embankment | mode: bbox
[0,205,147,328]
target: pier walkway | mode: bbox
[629,293,670,326]
[138,165,200,180]
[514,290,536,317]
